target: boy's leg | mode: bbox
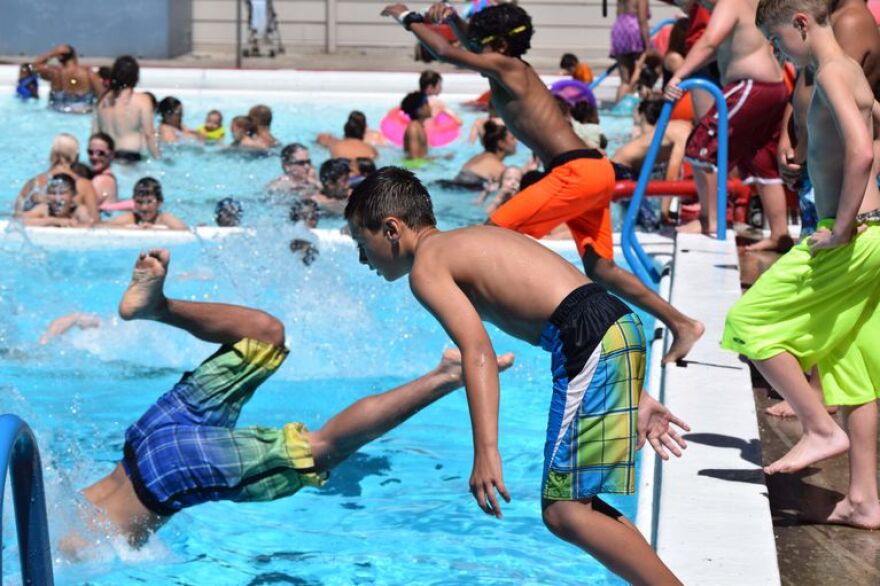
[119,249,284,347]
[542,497,681,586]
[676,166,716,235]
[581,247,704,365]
[765,366,837,418]
[818,400,880,529]
[307,349,515,472]
[744,182,791,252]
[756,352,849,474]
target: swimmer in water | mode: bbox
[267,143,322,195]
[197,110,226,143]
[59,248,514,553]
[214,197,244,227]
[100,177,187,230]
[17,173,94,227]
[157,97,204,144]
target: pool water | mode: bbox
[1,90,648,586]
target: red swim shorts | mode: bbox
[685,79,788,184]
[489,152,616,259]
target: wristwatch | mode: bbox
[401,11,425,30]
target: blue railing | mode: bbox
[620,78,729,284]
[589,18,680,91]
[0,414,54,585]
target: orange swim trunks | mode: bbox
[489,150,616,259]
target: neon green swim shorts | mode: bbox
[722,219,880,406]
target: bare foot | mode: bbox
[764,426,849,475]
[675,219,703,234]
[745,235,794,253]
[662,319,705,365]
[812,497,880,530]
[437,348,515,385]
[118,249,170,321]
[765,399,838,418]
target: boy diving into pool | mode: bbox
[65,248,514,552]
[381,1,704,365]
[346,167,689,585]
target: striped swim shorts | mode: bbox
[122,338,326,516]
[539,285,646,500]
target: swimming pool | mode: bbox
[1,77,649,585]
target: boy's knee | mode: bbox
[541,501,568,535]
[256,312,285,347]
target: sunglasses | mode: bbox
[88,148,111,157]
[288,159,312,167]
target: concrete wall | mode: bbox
[194,0,678,62]
[0,0,192,59]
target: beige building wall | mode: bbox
[193,1,680,63]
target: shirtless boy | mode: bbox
[347,168,689,585]
[101,178,187,230]
[33,44,103,114]
[401,91,432,161]
[317,110,380,163]
[93,56,160,162]
[385,2,703,364]
[723,0,880,529]
[62,248,512,552]
[18,173,93,227]
[665,0,790,251]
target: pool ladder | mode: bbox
[620,79,730,284]
[0,414,54,584]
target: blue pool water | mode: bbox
[1,90,648,585]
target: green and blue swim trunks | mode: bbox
[539,284,645,501]
[122,338,326,516]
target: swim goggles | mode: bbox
[476,25,528,47]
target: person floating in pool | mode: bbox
[100,177,187,230]
[385,1,704,365]
[60,248,513,554]
[345,167,689,586]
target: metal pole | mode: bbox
[327,0,337,53]
[236,0,242,68]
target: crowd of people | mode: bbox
[13,0,880,585]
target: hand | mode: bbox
[777,147,802,190]
[53,44,70,56]
[381,3,410,20]
[426,1,456,23]
[469,448,510,518]
[808,227,851,255]
[663,78,684,102]
[637,393,690,460]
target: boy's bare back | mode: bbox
[708,0,781,84]
[409,226,590,344]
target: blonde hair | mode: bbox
[49,133,80,167]
[755,0,830,28]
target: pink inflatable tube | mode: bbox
[99,199,134,212]
[380,108,461,148]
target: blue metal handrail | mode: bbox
[589,18,680,91]
[620,78,729,284]
[0,414,54,585]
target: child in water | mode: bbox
[198,110,226,143]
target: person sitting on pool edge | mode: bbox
[17,173,93,227]
[100,177,187,230]
[60,248,514,554]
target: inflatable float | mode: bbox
[380,108,461,147]
[99,199,135,212]
[548,79,597,108]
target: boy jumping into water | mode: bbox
[722,0,880,528]
[382,2,704,365]
[346,167,689,585]
[67,248,514,550]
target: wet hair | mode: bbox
[232,115,256,136]
[560,53,578,70]
[207,109,223,122]
[554,96,572,119]
[289,199,319,223]
[214,197,243,226]
[356,157,377,177]
[97,66,111,83]
[48,172,77,194]
[157,96,183,123]
[571,100,599,124]
[519,170,545,191]
[468,4,534,58]
[401,91,428,120]
[133,176,163,201]
[319,158,351,184]
[344,166,437,231]
[637,66,660,92]
[58,45,76,64]
[20,63,33,75]
[89,132,115,152]
[638,96,665,126]
[50,133,80,167]
[344,113,367,139]
[755,0,829,27]
[108,55,139,93]
[481,120,508,152]
[349,111,367,127]
[248,104,273,128]
[281,142,308,164]
[419,70,442,92]
[290,239,319,265]
[70,162,94,180]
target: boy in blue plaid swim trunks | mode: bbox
[71,248,514,551]
[346,167,689,585]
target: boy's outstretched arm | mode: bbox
[410,267,511,518]
[425,2,471,47]
[810,69,875,254]
[381,3,507,78]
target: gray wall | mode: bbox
[0,0,192,58]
